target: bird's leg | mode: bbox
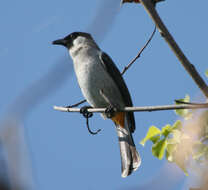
[105,105,118,118]
[99,89,118,118]
[80,106,93,118]
[65,99,87,108]
[80,106,101,135]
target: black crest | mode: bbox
[64,32,92,41]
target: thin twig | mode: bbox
[54,103,208,113]
[66,99,87,108]
[121,25,156,75]
[175,100,208,106]
[139,0,208,98]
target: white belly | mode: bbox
[73,55,124,109]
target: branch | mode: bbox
[54,103,208,113]
[121,25,156,75]
[139,0,208,98]
[66,99,86,108]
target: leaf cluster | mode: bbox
[140,95,208,175]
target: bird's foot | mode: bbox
[80,106,101,135]
[105,105,117,118]
[80,106,93,118]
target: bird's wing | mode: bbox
[100,52,135,133]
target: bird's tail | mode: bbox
[112,112,141,178]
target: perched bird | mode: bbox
[52,32,141,177]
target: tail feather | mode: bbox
[116,115,141,177]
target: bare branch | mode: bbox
[121,25,156,75]
[139,0,208,98]
[66,99,87,108]
[54,103,208,113]
[175,100,208,106]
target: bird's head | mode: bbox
[52,32,93,50]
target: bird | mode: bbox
[52,32,141,177]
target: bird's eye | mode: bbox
[71,33,78,39]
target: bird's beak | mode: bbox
[52,39,67,47]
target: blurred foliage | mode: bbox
[140,95,208,176]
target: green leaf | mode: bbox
[205,70,208,78]
[166,144,177,162]
[166,150,173,162]
[152,139,167,160]
[176,95,190,104]
[161,124,172,137]
[150,135,160,144]
[167,143,177,154]
[175,95,190,118]
[140,126,161,146]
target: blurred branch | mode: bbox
[139,0,208,98]
[87,0,120,42]
[54,103,208,113]
[0,1,121,189]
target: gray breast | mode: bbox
[73,52,125,109]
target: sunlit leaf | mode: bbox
[140,126,161,146]
[150,135,160,144]
[152,139,167,160]
[166,144,177,162]
[175,95,190,118]
[161,124,172,137]
[167,143,177,154]
[166,150,173,162]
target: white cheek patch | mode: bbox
[73,36,86,47]
[70,37,87,57]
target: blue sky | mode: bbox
[0,0,208,189]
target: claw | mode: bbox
[80,106,93,118]
[80,106,101,135]
[105,105,117,118]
